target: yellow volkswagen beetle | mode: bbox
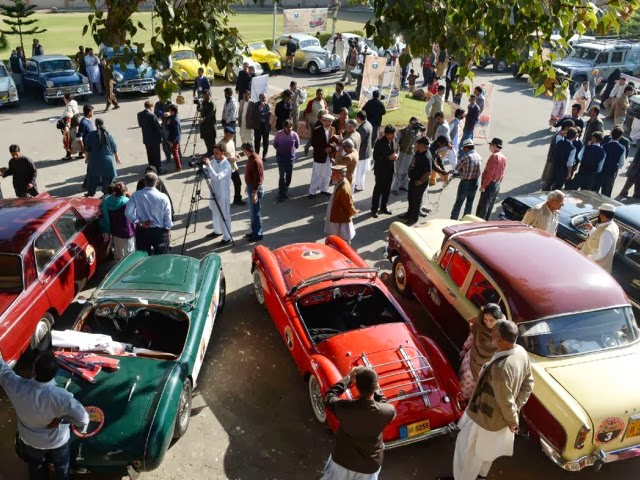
[170,46,215,85]
[245,41,282,73]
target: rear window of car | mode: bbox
[54,209,84,244]
[466,270,503,308]
[440,246,471,288]
[0,254,22,291]
[518,307,639,357]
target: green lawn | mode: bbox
[1,10,367,57]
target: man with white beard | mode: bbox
[203,144,233,246]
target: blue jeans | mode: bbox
[247,185,264,237]
[20,439,70,480]
[277,160,293,199]
[451,178,479,220]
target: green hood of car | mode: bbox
[59,356,177,469]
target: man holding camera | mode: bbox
[203,144,233,246]
[199,90,217,156]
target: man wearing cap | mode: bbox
[324,164,358,243]
[321,366,396,480]
[199,90,217,156]
[309,114,337,198]
[451,138,482,220]
[579,204,620,273]
[476,138,507,220]
[522,190,564,235]
[391,117,419,195]
[400,136,432,224]
[202,144,232,246]
[335,138,358,187]
[354,111,373,192]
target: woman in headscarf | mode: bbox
[458,303,504,400]
[100,182,134,261]
[573,80,591,116]
[600,67,621,103]
[84,118,121,197]
[61,93,79,160]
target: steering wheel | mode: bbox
[95,300,129,332]
[600,333,621,348]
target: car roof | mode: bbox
[0,197,71,254]
[616,204,640,228]
[32,55,70,62]
[282,33,318,41]
[451,224,628,322]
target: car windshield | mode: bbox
[518,307,640,357]
[570,47,599,61]
[248,42,266,52]
[0,254,22,292]
[300,39,320,48]
[0,65,8,77]
[40,59,74,72]
[93,289,196,307]
[173,50,197,61]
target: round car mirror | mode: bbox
[380,272,390,282]
[76,295,88,305]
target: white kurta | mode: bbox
[354,157,372,191]
[324,182,356,242]
[310,127,332,195]
[205,158,232,241]
[391,153,412,191]
[85,54,100,86]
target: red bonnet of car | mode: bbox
[273,243,358,291]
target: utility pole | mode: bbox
[331,0,340,37]
[272,1,277,47]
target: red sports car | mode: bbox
[0,195,108,364]
[251,235,464,448]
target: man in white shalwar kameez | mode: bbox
[203,145,232,246]
[437,320,534,480]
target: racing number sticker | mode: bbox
[284,326,294,350]
[595,417,625,444]
[72,406,105,438]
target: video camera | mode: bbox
[412,122,427,132]
[188,154,207,169]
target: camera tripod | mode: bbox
[181,101,201,158]
[180,162,235,254]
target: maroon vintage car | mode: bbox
[0,195,108,364]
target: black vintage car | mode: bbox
[501,190,640,311]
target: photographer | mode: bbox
[391,117,422,194]
[203,145,233,247]
[199,90,217,156]
[192,67,211,98]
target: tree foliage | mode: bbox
[365,0,640,94]
[0,0,47,53]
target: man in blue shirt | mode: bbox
[125,172,173,255]
[0,351,89,480]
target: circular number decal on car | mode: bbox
[595,417,625,444]
[72,406,105,438]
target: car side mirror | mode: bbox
[76,295,88,305]
[380,272,390,282]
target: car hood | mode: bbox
[250,49,279,61]
[545,349,640,450]
[42,70,82,84]
[113,62,154,80]
[302,46,330,56]
[173,59,211,78]
[553,58,593,70]
[60,356,174,468]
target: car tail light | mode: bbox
[522,394,567,453]
[575,425,591,450]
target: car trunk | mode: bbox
[58,355,175,471]
[546,350,640,451]
[315,324,455,442]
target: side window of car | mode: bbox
[280,38,289,47]
[34,227,63,272]
[466,269,503,309]
[611,51,624,64]
[54,210,85,244]
[595,52,609,65]
[440,246,471,288]
[26,62,37,73]
[622,234,640,267]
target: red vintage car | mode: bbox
[0,195,108,364]
[251,235,464,448]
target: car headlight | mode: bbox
[113,71,124,82]
[274,60,280,67]
[46,81,54,88]
[82,76,89,84]
[181,71,188,78]
[207,68,214,75]
[9,87,17,97]
[153,70,162,80]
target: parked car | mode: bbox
[54,251,225,477]
[500,190,640,312]
[553,38,640,93]
[244,41,281,73]
[275,33,341,75]
[0,195,109,365]
[169,45,215,84]
[23,54,91,104]
[386,218,640,471]
[323,33,380,65]
[209,48,263,83]
[100,46,158,94]
[0,60,19,107]
[251,236,464,449]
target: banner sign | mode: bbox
[358,55,401,111]
[473,82,494,143]
[250,74,269,102]
[283,8,328,34]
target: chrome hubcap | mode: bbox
[309,377,326,422]
[179,385,190,428]
[395,263,406,289]
[253,271,264,304]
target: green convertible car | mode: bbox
[52,251,225,478]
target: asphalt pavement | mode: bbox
[0,65,639,480]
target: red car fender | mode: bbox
[308,354,343,392]
[252,245,287,299]
[325,235,369,268]
[418,335,465,419]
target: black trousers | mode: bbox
[278,160,293,198]
[594,172,617,197]
[144,142,162,171]
[254,127,269,158]
[16,185,39,198]
[573,171,597,191]
[231,170,242,202]
[202,134,216,156]
[135,227,170,255]
[371,172,393,213]
[371,124,380,147]
[406,181,427,220]
[161,126,172,162]
[445,79,454,101]
[475,181,501,220]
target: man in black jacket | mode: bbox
[399,137,431,224]
[274,90,293,130]
[332,82,352,115]
[1,145,38,197]
[362,90,386,147]
[371,125,399,217]
[444,57,459,102]
[198,90,217,156]
[235,62,252,101]
[137,100,164,173]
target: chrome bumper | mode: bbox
[540,437,640,471]
[384,422,457,449]
[45,87,91,99]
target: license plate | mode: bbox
[399,419,430,439]
[626,417,640,439]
